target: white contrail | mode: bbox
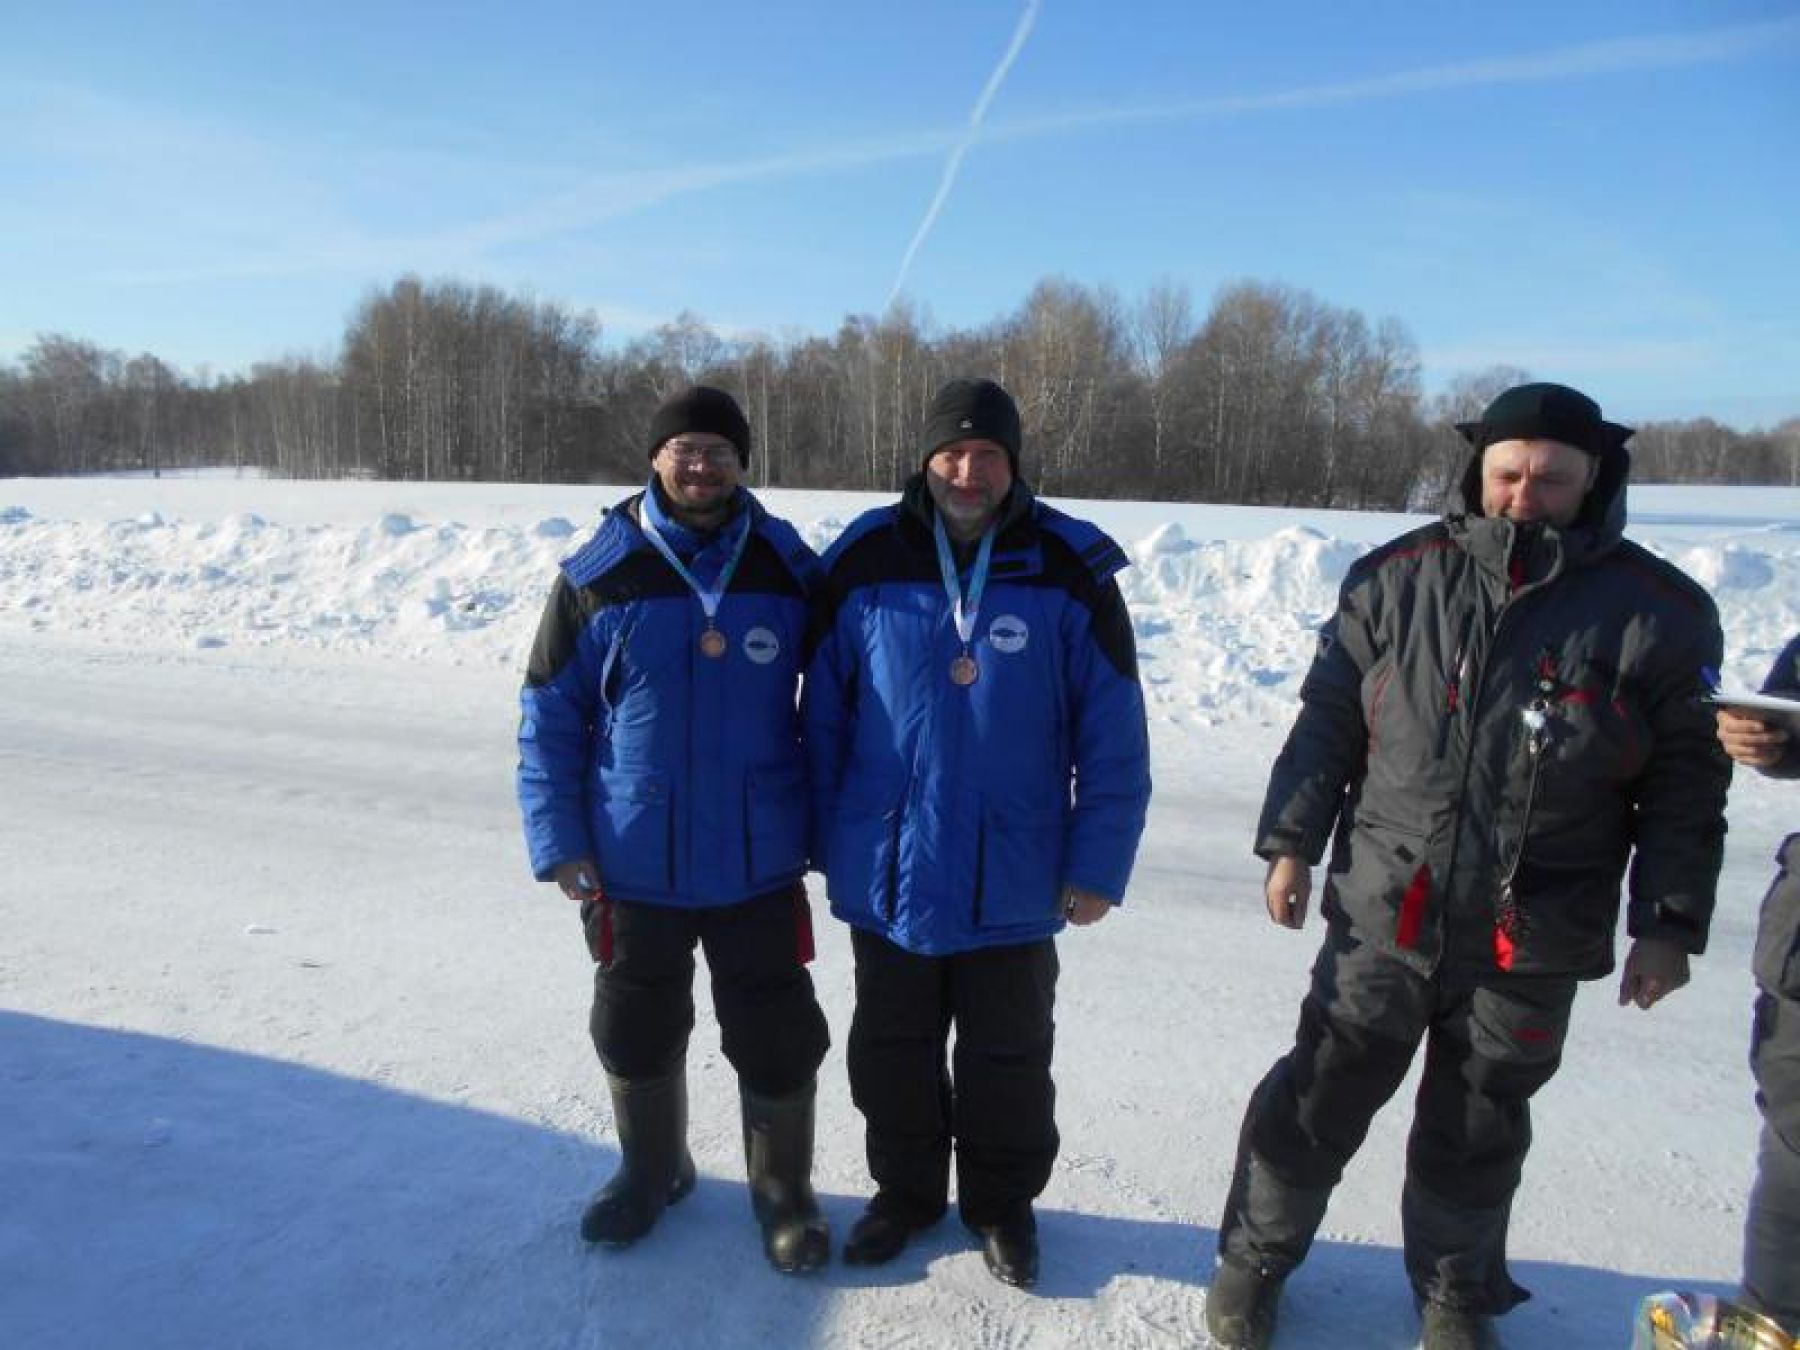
[884,0,1040,312]
[989,15,1800,143]
[83,13,1795,290]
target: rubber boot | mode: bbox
[741,1080,830,1273]
[1419,1301,1500,1350]
[1205,1258,1286,1350]
[580,1069,698,1247]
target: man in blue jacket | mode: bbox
[1716,636,1800,1337]
[517,386,832,1273]
[804,377,1152,1288]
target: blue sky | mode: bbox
[4,0,1798,426]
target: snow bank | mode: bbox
[3,478,1796,719]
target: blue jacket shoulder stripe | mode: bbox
[1036,503,1129,581]
[560,508,643,587]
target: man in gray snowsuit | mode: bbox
[1206,383,1731,1350]
[1716,636,1800,1338]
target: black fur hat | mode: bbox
[1456,382,1633,525]
[1455,382,1631,457]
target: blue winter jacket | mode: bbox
[803,477,1151,955]
[517,486,820,908]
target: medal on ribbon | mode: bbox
[934,514,996,689]
[641,490,751,661]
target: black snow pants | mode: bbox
[1218,922,1576,1313]
[585,882,829,1097]
[1743,989,1800,1335]
[846,927,1059,1229]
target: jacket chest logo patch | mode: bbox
[743,626,781,665]
[988,615,1029,654]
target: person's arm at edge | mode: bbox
[1058,575,1151,927]
[1621,610,1731,1009]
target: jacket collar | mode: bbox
[1446,508,1617,591]
[628,480,755,553]
[898,471,1036,553]
[1446,450,1625,588]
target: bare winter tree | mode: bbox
[1001,279,1134,497]
[1344,317,1424,509]
[2,277,1786,496]
[122,353,178,476]
[1420,363,1533,508]
[21,335,115,473]
[340,276,601,481]
[1131,278,1195,495]
[1776,418,1800,486]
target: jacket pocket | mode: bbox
[1753,833,1800,998]
[592,767,672,894]
[1325,813,1430,944]
[974,802,1065,928]
[745,762,807,886]
[828,795,903,923]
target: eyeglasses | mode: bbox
[661,439,739,466]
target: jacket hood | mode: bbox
[1452,435,1630,549]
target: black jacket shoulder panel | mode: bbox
[1607,539,1722,620]
[523,573,587,689]
[1028,523,1139,680]
[734,533,812,600]
[824,506,932,593]
[1357,521,1456,577]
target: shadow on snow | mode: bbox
[2,1011,1726,1349]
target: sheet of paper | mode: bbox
[1709,689,1800,729]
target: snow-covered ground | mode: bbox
[2,474,1797,1350]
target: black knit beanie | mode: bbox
[919,378,1022,472]
[647,385,751,468]
[1454,382,1632,457]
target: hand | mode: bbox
[553,859,603,903]
[1717,708,1789,769]
[1617,936,1689,1010]
[1060,886,1112,927]
[1265,855,1311,929]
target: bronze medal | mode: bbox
[949,654,979,686]
[699,627,728,659]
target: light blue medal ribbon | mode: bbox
[933,513,996,684]
[640,488,752,655]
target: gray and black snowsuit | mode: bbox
[1217,440,1730,1315]
[1741,635,1800,1335]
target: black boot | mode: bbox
[1204,1258,1285,1350]
[842,1194,939,1266]
[742,1080,830,1274]
[969,1205,1039,1289]
[580,1069,697,1247]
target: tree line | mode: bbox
[2,274,1795,508]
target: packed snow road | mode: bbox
[5,474,1796,1347]
[1,634,1777,1349]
